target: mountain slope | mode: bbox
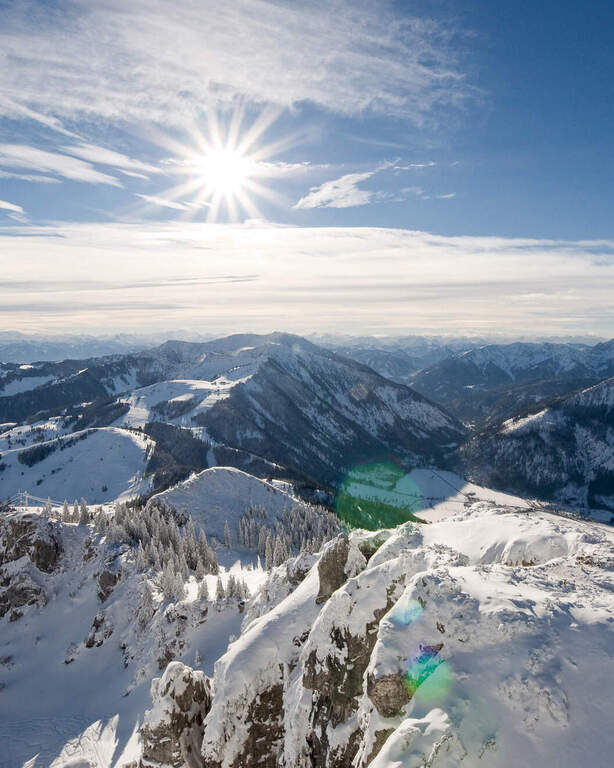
[147,466,316,543]
[411,339,614,426]
[0,427,154,503]
[463,376,614,512]
[1,333,466,493]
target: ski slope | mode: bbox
[0,428,153,503]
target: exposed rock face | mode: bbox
[0,512,62,573]
[85,612,113,648]
[230,677,285,768]
[140,661,212,768]
[0,571,46,618]
[366,672,411,718]
[97,569,119,602]
[316,534,352,603]
[0,511,62,621]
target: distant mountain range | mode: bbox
[0,333,465,501]
[2,332,614,515]
[463,375,614,512]
[410,340,614,426]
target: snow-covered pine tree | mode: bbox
[161,560,175,599]
[172,572,185,602]
[138,581,155,628]
[195,556,206,580]
[258,525,268,557]
[178,553,189,581]
[224,520,231,548]
[79,498,89,525]
[198,577,209,600]
[265,533,274,570]
[72,499,79,523]
[215,575,225,601]
[136,541,147,571]
[62,499,69,521]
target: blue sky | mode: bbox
[1,0,613,336]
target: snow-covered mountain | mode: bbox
[0,333,466,498]
[411,339,614,425]
[147,466,332,545]
[463,376,614,512]
[323,337,479,385]
[5,497,614,767]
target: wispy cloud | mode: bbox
[294,170,378,209]
[0,96,82,139]
[0,170,61,184]
[1,222,612,336]
[0,145,122,186]
[395,162,437,170]
[0,199,24,214]
[0,1,473,128]
[134,193,189,210]
[0,198,26,222]
[61,143,161,176]
[294,163,454,209]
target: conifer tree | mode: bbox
[136,541,147,571]
[198,577,209,600]
[138,581,155,628]
[215,575,225,601]
[79,498,89,525]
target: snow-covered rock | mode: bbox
[140,661,212,768]
[179,503,614,768]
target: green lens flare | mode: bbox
[335,462,423,530]
[405,650,452,704]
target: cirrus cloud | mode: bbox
[0,0,473,129]
[0,221,612,336]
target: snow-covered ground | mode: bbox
[0,375,55,397]
[147,466,308,542]
[0,508,266,768]
[202,502,614,768]
[0,428,153,503]
[113,379,236,429]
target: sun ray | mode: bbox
[135,105,302,222]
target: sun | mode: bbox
[196,146,253,197]
[139,106,297,222]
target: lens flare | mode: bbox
[134,104,300,222]
[405,645,452,704]
[335,462,424,530]
[390,597,423,626]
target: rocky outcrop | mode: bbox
[0,570,46,619]
[97,568,119,602]
[0,512,62,573]
[140,661,212,768]
[0,511,62,622]
[140,505,614,768]
[85,612,113,648]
